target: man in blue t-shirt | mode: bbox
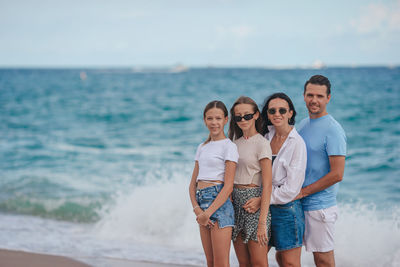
[296,75,346,267]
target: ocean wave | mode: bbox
[0,196,103,223]
[0,175,107,222]
[365,164,396,172]
[0,172,399,266]
[93,176,400,266]
[162,116,192,123]
[94,171,197,248]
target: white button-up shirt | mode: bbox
[265,126,307,205]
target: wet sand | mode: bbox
[0,249,196,267]
[0,249,91,267]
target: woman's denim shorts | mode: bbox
[269,199,305,251]
[195,184,235,228]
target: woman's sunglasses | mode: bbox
[233,112,256,122]
[267,108,288,115]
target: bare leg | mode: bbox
[233,235,251,267]
[275,250,283,266]
[199,225,214,267]
[313,251,335,267]
[247,240,269,267]
[275,247,302,267]
[210,222,232,267]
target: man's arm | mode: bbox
[295,155,345,199]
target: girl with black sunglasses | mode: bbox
[228,96,273,267]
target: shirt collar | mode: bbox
[266,125,297,140]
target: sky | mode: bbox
[0,0,399,67]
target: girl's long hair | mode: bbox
[203,100,229,144]
[228,96,263,140]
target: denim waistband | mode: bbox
[271,199,301,208]
[196,183,223,195]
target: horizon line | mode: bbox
[0,63,399,70]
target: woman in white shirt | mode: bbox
[189,100,239,267]
[260,92,307,267]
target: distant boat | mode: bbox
[169,64,189,73]
[311,60,326,69]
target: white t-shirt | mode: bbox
[195,138,239,182]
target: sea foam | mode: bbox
[94,174,400,266]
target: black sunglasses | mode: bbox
[233,112,256,122]
[267,108,288,115]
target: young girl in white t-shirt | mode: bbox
[189,100,239,267]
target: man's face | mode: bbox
[304,83,331,118]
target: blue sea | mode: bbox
[0,67,399,266]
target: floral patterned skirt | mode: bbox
[232,187,271,243]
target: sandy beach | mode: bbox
[0,249,194,267]
[0,249,92,267]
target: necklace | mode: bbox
[275,133,288,138]
[243,131,257,140]
[274,128,291,139]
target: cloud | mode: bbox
[204,25,256,56]
[350,1,400,34]
[215,25,255,39]
[206,25,255,54]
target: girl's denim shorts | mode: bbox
[195,184,235,228]
[269,199,305,251]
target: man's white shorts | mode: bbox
[304,205,338,252]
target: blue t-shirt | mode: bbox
[297,114,346,211]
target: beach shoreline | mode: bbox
[0,249,196,267]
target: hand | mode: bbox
[257,223,268,247]
[196,211,214,227]
[294,188,305,200]
[242,197,261,213]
